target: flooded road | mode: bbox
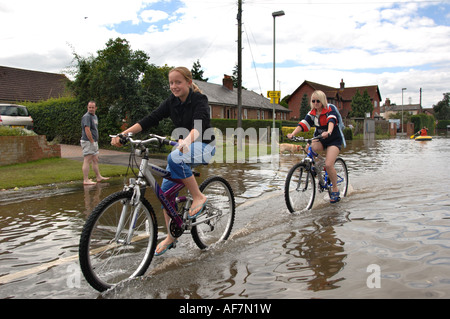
[1,137,449,299]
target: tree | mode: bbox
[433,93,450,120]
[349,89,373,117]
[70,38,150,124]
[231,64,247,90]
[191,59,208,81]
[300,94,309,120]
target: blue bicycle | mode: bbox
[284,136,348,212]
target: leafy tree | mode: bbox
[279,94,290,108]
[231,64,247,90]
[349,89,373,117]
[69,37,150,126]
[191,59,208,81]
[433,93,450,120]
[300,93,309,120]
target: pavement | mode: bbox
[60,144,167,167]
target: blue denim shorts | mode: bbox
[161,142,215,192]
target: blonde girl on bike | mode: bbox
[111,67,215,254]
[287,90,343,203]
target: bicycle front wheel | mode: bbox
[284,163,316,212]
[79,191,157,292]
[191,176,235,249]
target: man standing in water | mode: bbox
[80,101,109,185]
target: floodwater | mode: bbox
[1,136,449,299]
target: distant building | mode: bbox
[194,75,290,120]
[286,79,382,120]
[0,66,70,103]
[381,97,423,119]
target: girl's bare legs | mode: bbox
[324,146,340,193]
[155,175,207,254]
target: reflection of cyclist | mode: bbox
[287,90,343,203]
[111,67,215,255]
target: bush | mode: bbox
[0,126,37,136]
[436,119,450,130]
[410,113,435,133]
[343,127,353,140]
[24,97,121,145]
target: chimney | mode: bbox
[223,74,233,91]
[385,98,391,107]
[340,79,345,91]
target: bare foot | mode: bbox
[96,176,110,182]
[155,237,176,256]
[83,179,96,185]
[189,195,207,218]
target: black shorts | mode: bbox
[314,134,342,150]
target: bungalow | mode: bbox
[381,98,423,119]
[194,75,290,120]
[0,66,70,103]
[286,79,382,120]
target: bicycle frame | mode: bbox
[114,133,214,244]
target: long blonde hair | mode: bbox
[169,66,202,93]
[310,90,328,109]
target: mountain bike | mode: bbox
[79,133,235,292]
[284,136,348,212]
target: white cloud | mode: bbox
[0,0,449,107]
[141,10,169,23]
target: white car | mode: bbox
[0,104,34,130]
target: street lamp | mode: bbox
[402,88,407,134]
[272,10,285,131]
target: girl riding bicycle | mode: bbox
[111,66,215,255]
[287,90,343,203]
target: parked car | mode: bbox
[0,104,34,130]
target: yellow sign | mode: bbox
[267,91,281,99]
[270,98,280,104]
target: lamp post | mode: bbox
[402,88,407,134]
[272,10,285,131]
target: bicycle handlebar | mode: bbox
[287,135,323,143]
[110,133,178,147]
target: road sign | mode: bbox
[267,91,281,99]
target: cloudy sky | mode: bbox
[1,0,449,108]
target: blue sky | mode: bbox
[107,0,185,34]
[0,0,449,107]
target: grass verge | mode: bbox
[0,157,129,190]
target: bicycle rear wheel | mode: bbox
[79,191,157,292]
[284,162,316,212]
[191,176,235,249]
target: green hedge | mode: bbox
[410,113,436,133]
[436,119,450,129]
[24,97,122,145]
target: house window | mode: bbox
[257,110,260,120]
[262,111,265,120]
[244,109,248,119]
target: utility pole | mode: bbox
[237,0,243,150]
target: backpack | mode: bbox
[328,104,346,148]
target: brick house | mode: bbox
[0,66,70,103]
[194,75,290,120]
[286,79,382,120]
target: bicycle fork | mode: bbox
[115,184,144,245]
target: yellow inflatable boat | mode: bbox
[415,135,432,141]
